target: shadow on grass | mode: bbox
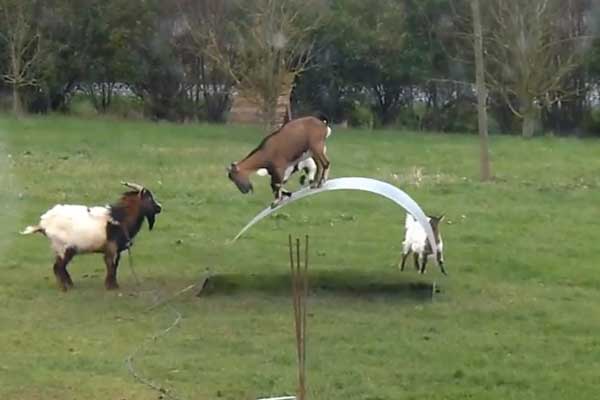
[200,269,440,301]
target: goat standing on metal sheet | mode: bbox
[400,213,447,275]
[21,182,162,291]
[227,116,331,206]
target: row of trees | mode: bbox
[1,0,600,136]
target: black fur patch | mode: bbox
[315,112,330,125]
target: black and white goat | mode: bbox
[21,182,162,291]
[400,213,446,275]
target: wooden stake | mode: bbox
[289,234,308,400]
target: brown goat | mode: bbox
[21,182,162,291]
[227,116,331,206]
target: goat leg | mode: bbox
[399,251,411,271]
[313,150,330,188]
[63,248,76,288]
[270,183,286,208]
[104,263,119,290]
[321,160,331,185]
[310,158,323,189]
[270,170,288,208]
[437,252,447,275]
[53,257,69,292]
[103,245,119,290]
[64,270,74,288]
[419,255,428,274]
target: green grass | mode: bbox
[1,115,600,399]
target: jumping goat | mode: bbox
[21,182,162,291]
[400,213,446,275]
[227,116,331,206]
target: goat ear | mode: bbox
[437,214,445,222]
[429,216,441,228]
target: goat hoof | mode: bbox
[105,282,119,290]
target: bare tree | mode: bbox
[471,0,491,180]
[483,0,588,137]
[186,0,322,127]
[177,0,237,122]
[0,0,41,116]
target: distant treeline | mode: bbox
[1,0,600,136]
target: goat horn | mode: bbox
[121,181,145,191]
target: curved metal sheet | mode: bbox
[232,177,437,256]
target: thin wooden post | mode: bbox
[289,234,309,400]
[471,0,492,181]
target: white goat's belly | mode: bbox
[404,228,428,254]
[403,215,443,255]
[39,205,110,256]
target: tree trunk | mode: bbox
[522,110,537,138]
[265,99,278,130]
[12,85,23,117]
[471,0,491,181]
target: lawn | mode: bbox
[1,115,599,400]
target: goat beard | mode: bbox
[232,175,253,194]
[237,180,253,194]
[147,214,156,230]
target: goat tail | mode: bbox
[256,168,269,177]
[21,225,44,235]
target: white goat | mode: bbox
[22,205,117,257]
[21,182,162,291]
[400,213,446,275]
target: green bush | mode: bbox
[348,103,374,128]
[107,95,144,120]
[393,106,421,130]
[421,97,478,133]
[582,107,600,136]
[0,92,12,113]
[69,94,98,118]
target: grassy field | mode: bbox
[1,115,600,400]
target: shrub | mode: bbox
[581,107,600,136]
[69,94,98,118]
[348,103,374,128]
[107,95,144,120]
[393,106,421,131]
